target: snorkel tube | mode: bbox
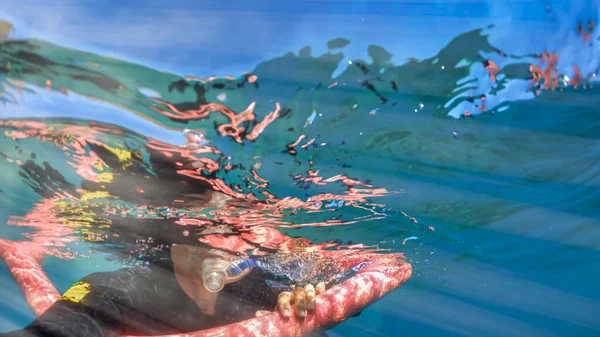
[202,258,257,292]
[0,239,412,337]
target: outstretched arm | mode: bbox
[2,274,121,337]
[2,266,168,337]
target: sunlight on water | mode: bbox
[1,1,600,336]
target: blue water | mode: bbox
[1,1,600,336]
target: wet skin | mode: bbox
[1,244,326,337]
[171,244,325,319]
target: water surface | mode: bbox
[1,1,600,336]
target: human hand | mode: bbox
[255,282,326,319]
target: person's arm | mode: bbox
[2,267,156,337]
[171,244,327,320]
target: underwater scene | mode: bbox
[0,1,600,336]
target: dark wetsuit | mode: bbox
[2,257,280,337]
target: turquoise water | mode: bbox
[1,1,600,336]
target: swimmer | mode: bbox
[476,95,487,112]
[531,52,560,91]
[569,65,582,88]
[1,244,327,337]
[484,60,500,83]
[578,20,595,43]
[548,52,559,67]
[529,64,544,86]
[540,51,558,67]
[543,58,560,91]
[0,122,335,337]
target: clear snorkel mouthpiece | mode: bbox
[203,270,226,292]
[202,258,256,293]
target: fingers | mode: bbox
[277,282,327,318]
[305,284,316,311]
[315,281,326,295]
[277,291,292,318]
[255,310,271,318]
[293,286,307,318]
